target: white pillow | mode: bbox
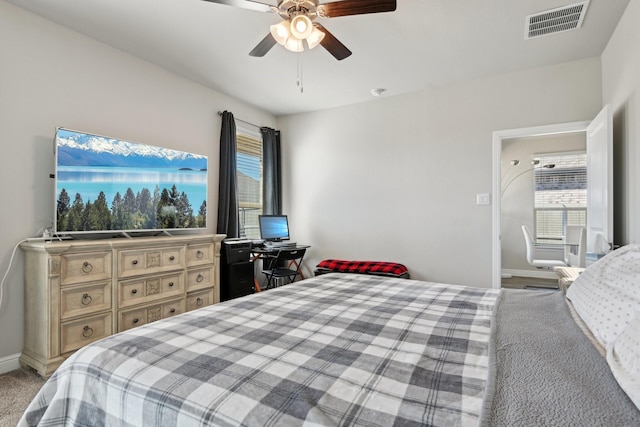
[566,244,640,348]
[607,312,640,410]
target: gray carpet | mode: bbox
[0,368,46,427]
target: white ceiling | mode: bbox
[8,0,630,116]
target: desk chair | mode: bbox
[521,225,567,269]
[564,225,587,268]
[262,248,307,290]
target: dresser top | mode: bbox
[21,233,226,253]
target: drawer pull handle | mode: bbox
[82,326,94,338]
[81,262,93,274]
[81,293,93,305]
[197,250,204,258]
[168,282,174,287]
[169,256,175,261]
[131,289,138,295]
[196,274,204,283]
[133,318,139,324]
[132,260,138,265]
[196,297,204,306]
[170,308,176,313]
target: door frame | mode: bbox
[491,121,590,289]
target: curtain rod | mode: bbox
[217,111,261,129]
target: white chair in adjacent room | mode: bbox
[521,225,567,269]
[564,225,587,268]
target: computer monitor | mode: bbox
[259,215,290,242]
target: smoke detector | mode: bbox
[525,1,589,39]
[370,88,386,97]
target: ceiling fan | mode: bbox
[201,0,397,60]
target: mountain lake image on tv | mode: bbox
[54,128,208,234]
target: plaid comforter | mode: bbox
[20,273,500,427]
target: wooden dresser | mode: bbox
[20,234,225,377]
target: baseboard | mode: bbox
[0,352,21,375]
[502,268,557,280]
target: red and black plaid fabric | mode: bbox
[315,259,409,278]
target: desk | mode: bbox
[251,245,310,291]
[553,266,585,294]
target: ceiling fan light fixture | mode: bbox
[306,26,325,49]
[270,20,290,45]
[205,0,399,61]
[290,15,313,39]
[284,37,304,52]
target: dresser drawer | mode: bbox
[118,271,185,308]
[186,265,215,292]
[186,243,215,267]
[118,298,185,332]
[60,281,112,320]
[60,251,111,286]
[117,246,185,278]
[186,288,214,312]
[61,312,112,354]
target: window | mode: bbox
[534,152,587,244]
[236,130,262,238]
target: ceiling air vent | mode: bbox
[525,1,590,39]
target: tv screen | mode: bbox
[54,127,208,235]
[258,215,290,241]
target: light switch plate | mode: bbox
[477,193,490,205]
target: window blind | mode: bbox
[534,152,587,244]
[236,132,263,239]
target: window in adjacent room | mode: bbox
[534,151,587,244]
[236,129,262,239]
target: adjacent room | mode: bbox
[1,0,639,425]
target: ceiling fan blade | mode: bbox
[315,24,352,61]
[200,0,273,13]
[320,0,396,18]
[249,33,277,57]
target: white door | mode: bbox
[586,105,613,253]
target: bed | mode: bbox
[19,246,640,426]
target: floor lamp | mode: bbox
[501,159,555,279]
[501,159,555,196]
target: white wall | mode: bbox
[602,0,640,245]
[0,1,276,368]
[501,133,586,271]
[279,58,602,287]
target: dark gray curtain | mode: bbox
[216,111,240,238]
[261,127,282,215]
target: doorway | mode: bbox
[492,106,613,289]
[492,121,590,289]
[501,134,586,280]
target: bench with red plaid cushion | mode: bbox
[314,259,410,279]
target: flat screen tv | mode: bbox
[54,127,208,236]
[258,215,290,242]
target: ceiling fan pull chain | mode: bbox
[296,54,300,88]
[297,53,304,94]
